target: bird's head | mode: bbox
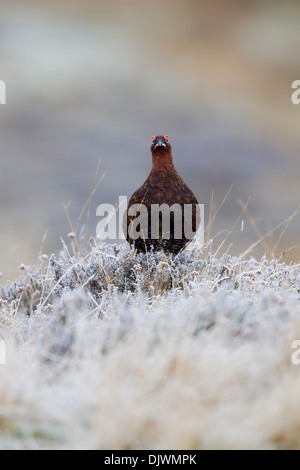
[151,135,172,154]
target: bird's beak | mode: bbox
[154,141,166,149]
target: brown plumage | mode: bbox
[123,135,200,254]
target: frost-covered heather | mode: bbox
[0,238,300,450]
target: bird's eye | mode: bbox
[164,135,169,142]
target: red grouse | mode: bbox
[124,135,200,254]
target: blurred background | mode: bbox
[0,0,300,280]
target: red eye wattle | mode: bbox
[164,135,169,140]
[152,136,156,141]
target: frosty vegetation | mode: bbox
[0,235,300,449]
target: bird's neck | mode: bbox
[151,151,176,173]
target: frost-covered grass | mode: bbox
[0,237,300,450]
